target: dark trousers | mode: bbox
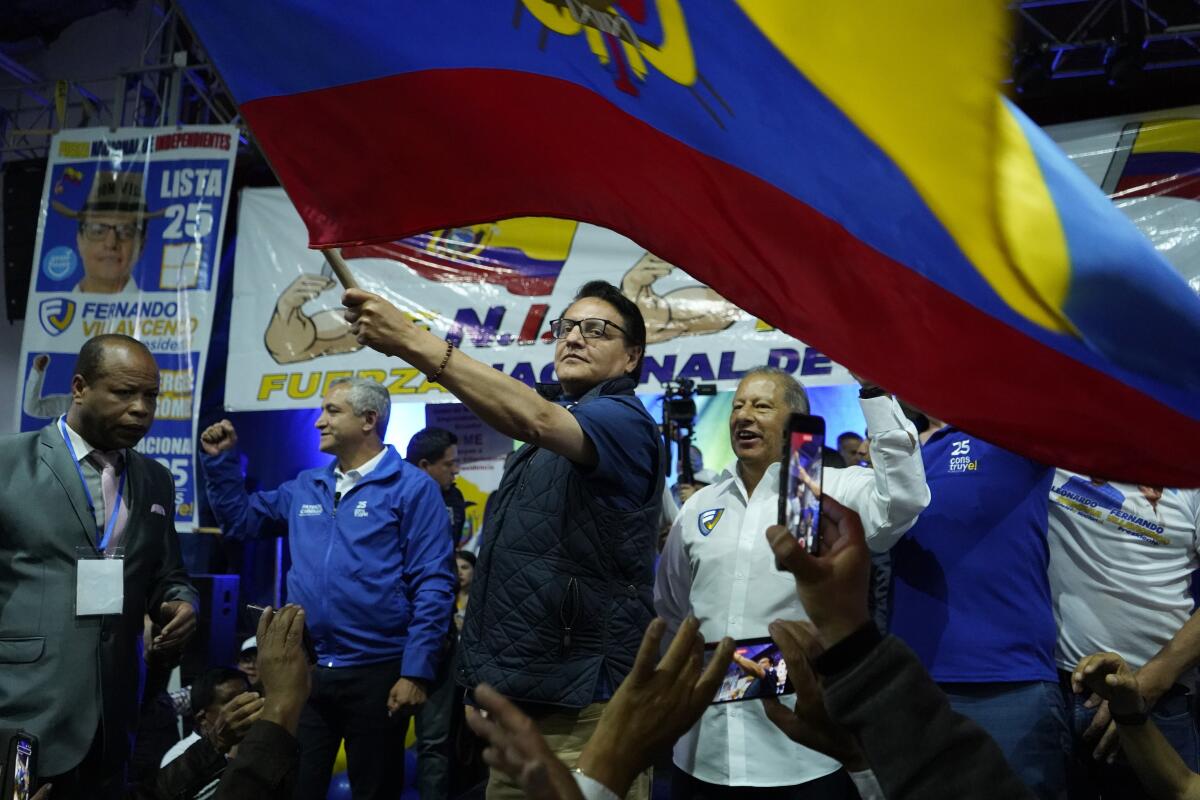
[670,765,860,799]
[294,659,409,800]
[41,725,124,800]
[942,680,1068,800]
[415,639,457,799]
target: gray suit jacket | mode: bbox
[0,423,198,777]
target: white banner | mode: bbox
[16,126,238,530]
[226,188,851,410]
[1048,107,1200,291]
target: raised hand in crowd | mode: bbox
[763,620,868,772]
[467,616,734,799]
[203,691,266,755]
[254,604,312,735]
[766,497,1032,800]
[1073,652,1200,799]
[199,419,238,456]
[576,616,734,794]
[466,685,583,800]
[766,496,871,648]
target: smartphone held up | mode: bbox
[779,413,825,554]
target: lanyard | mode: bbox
[59,418,126,552]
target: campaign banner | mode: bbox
[227,188,851,410]
[16,125,238,531]
[1047,107,1200,294]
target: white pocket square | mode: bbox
[150,503,166,516]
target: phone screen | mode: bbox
[784,426,824,552]
[705,637,794,704]
[12,736,32,800]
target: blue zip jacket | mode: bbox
[201,445,455,678]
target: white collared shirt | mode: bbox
[61,416,99,464]
[61,416,124,531]
[333,447,387,498]
[654,395,929,787]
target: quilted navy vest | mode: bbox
[455,376,664,708]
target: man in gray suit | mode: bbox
[0,334,198,799]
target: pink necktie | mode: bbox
[91,450,128,552]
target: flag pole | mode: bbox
[322,247,359,290]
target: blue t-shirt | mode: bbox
[888,426,1057,683]
[570,393,660,512]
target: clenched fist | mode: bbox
[200,419,238,456]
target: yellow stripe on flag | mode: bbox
[735,2,1074,334]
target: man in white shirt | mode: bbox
[1048,471,1200,799]
[655,366,929,798]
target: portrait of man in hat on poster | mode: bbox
[51,169,163,294]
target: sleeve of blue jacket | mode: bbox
[400,474,456,681]
[201,449,293,540]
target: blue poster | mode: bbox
[16,126,238,530]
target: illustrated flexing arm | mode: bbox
[620,252,741,344]
[264,274,363,364]
[23,354,73,418]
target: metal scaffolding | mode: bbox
[1012,0,1200,90]
[0,0,246,163]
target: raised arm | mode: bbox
[265,274,362,364]
[343,289,598,467]
[766,498,1033,800]
[827,395,930,553]
[199,419,293,540]
[23,354,74,419]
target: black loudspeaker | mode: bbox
[180,574,240,686]
[2,158,47,322]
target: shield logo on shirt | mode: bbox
[698,508,724,536]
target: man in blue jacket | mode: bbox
[199,377,455,800]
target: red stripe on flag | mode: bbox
[242,68,1200,485]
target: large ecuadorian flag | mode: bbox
[181,1,1200,486]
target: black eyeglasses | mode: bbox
[79,221,143,242]
[548,317,628,340]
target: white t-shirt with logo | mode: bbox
[1048,469,1200,671]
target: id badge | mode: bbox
[76,546,125,616]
